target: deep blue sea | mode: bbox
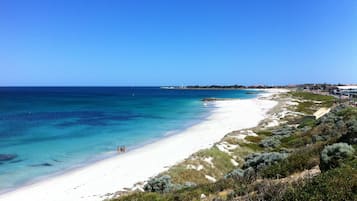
[0,87,258,191]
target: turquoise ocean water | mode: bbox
[0,87,258,192]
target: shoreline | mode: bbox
[0,107,213,195]
[160,87,278,91]
[0,105,215,195]
[0,89,282,201]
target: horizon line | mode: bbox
[0,83,355,88]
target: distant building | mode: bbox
[335,85,357,98]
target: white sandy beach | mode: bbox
[0,90,282,201]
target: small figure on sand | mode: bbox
[117,145,126,153]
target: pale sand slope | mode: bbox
[0,90,281,201]
[313,107,331,119]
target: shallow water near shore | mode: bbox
[0,87,259,191]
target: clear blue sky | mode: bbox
[0,0,356,86]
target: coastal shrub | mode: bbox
[297,116,316,129]
[258,126,298,148]
[311,117,343,143]
[320,142,355,171]
[347,118,357,132]
[243,152,288,171]
[144,175,174,193]
[227,178,290,201]
[224,167,255,181]
[317,106,343,125]
[224,168,244,179]
[336,119,347,129]
[271,125,295,136]
[196,178,236,194]
[336,104,357,118]
[259,136,282,148]
[340,119,357,144]
[281,164,357,201]
[157,181,198,194]
[335,106,357,144]
[281,135,312,148]
[298,125,312,133]
[321,125,341,139]
[182,181,197,188]
[227,185,248,199]
[251,179,289,201]
[260,143,322,178]
[318,113,338,125]
[311,134,327,143]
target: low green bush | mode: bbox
[340,118,357,145]
[281,135,311,148]
[297,116,316,128]
[143,175,174,193]
[224,167,255,181]
[271,125,295,136]
[320,142,355,171]
[243,152,288,171]
[259,136,282,148]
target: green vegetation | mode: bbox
[320,142,355,171]
[164,166,208,185]
[113,92,356,201]
[296,101,316,114]
[289,91,335,104]
[196,147,235,175]
[143,175,174,193]
[159,147,236,185]
[255,130,273,136]
[297,116,316,128]
[260,143,323,178]
[288,91,335,114]
[282,159,357,201]
[243,152,288,171]
[260,136,282,148]
[237,141,263,152]
[245,135,263,143]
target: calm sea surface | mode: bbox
[0,87,259,191]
